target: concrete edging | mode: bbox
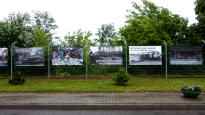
[0,104,205,110]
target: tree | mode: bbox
[120,0,189,46]
[33,27,49,46]
[0,13,33,48]
[193,0,205,42]
[188,24,202,45]
[32,11,58,47]
[33,11,57,34]
[195,0,205,24]
[95,24,117,46]
[0,11,59,54]
[32,27,50,48]
[63,30,92,47]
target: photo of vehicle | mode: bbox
[89,46,123,65]
[129,46,162,65]
[170,47,203,65]
[0,48,8,66]
[52,48,83,65]
[15,48,44,66]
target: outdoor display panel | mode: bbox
[0,48,8,66]
[170,47,203,65]
[52,48,83,65]
[15,48,44,66]
[129,46,162,65]
[89,46,123,65]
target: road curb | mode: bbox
[0,104,205,110]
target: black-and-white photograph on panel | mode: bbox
[52,48,83,65]
[129,46,162,65]
[0,48,8,66]
[89,46,123,65]
[170,47,203,65]
[15,48,44,66]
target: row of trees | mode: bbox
[0,12,57,48]
[120,0,205,46]
[0,0,205,50]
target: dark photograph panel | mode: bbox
[52,48,83,65]
[15,48,44,66]
[129,46,162,65]
[89,46,123,65]
[170,47,203,65]
[0,48,8,66]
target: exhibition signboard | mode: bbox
[89,46,123,65]
[15,48,44,66]
[52,48,83,65]
[0,48,8,66]
[170,47,203,65]
[129,46,162,65]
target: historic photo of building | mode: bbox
[15,48,44,66]
[52,48,83,65]
[170,47,203,65]
[129,46,162,65]
[89,46,123,65]
[0,48,8,66]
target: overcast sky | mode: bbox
[0,0,196,38]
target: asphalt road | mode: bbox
[0,110,205,115]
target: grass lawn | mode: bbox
[0,74,205,92]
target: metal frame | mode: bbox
[163,41,168,80]
[123,38,128,72]
[10,45,13,80]
[12,38,205,80]
[85,44,88,80]
[84,39,88,80]
[48,42,51,79]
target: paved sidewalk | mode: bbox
[0,92,204,110]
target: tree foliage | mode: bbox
[95,24,118,46]
[33,11,57,34]
[0,13,33,47]
[120,0,189,46]
[0,12,57,49]
[193,0,205,42]
[63,30,92,47]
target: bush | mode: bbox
[9,71,25,85]
[112,69,129,86]
[55,68,71,78]
[181,86,202,98]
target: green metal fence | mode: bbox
[1,43,205,79]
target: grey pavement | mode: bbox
[1,110,205,115]
[0,92,204,110]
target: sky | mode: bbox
[0,0,196,38]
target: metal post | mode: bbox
[124,39,128,72]
[85,53,88,80]
[10,42,16,80]
[202,40,205,65]
[85,40,88,80]
[164,41,168,80]
[10,45,13,80]
[48,42,50,79]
